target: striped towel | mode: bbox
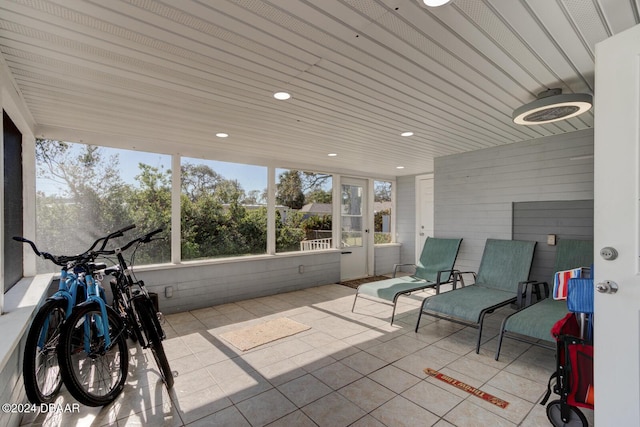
[553,267,587,300]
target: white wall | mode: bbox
[0,59,39,427]
[396,175,417,267]
[130,252,341,314]
[433,128,594,273]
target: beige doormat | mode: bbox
[220,317,311,351]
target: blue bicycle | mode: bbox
[15,225,135,404]
[56,227,143,406]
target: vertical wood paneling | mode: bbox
[433,129,594,273]
[513,200,593,282]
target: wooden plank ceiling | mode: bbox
[0,0,638,177]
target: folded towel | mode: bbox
[553,267,588,300]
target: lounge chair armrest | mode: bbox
[516,280,548,308]
[435,269,460,288]
[392,263,416,278]
[453,270,477,287]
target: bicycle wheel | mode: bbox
[58,303,129,406]
[23,299,66,404]
[546,400,588,427]
[134,296,174,389]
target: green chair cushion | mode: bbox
[503,298,567,342]
[357,276,437,302]
[501,238,593,342]
[356,237,462,303]
[414,237,463,282]
[475,239,537,292]
[422,285,516,323]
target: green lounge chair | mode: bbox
[494,239,593,360]
[415,239,536,353]
[351,237,462,325]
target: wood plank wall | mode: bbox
[429,128,594,274]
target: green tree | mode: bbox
[181,163,223,200]
[35,140,132,262]
[306,189,332,203]
[276,170,305,209]
[127,163,172,263]
[374,181,392,202]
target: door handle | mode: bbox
[341,251,352,255]
[596,280,618,294]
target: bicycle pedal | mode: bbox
[156,312,166,325]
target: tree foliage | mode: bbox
[35,141,335,271]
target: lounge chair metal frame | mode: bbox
[414,239,537,354]
[494,239,593,360]
[351,237,462,325]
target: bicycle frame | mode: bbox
[75,269,112,352]
[36,268,82,349]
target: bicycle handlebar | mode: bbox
[13,224,137,267]
[117,228,163,253]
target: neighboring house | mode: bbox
[299,203,332,219]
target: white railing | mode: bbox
[300,238,332,251]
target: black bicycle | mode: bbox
[106,228,174,389]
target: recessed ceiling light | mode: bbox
[396,166,405,169]
[273,91,291,100]
[328,153,338,157]
[401,131,414,137]
[216,133,229,138]
[423,0,452,6]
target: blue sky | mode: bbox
[37,142,268,196]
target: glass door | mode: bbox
[340,177,368,280]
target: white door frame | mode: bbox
[593,23,640,425]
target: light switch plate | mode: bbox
[547,234,556,246]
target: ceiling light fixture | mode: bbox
[328,153,337,157]
[273,91,291,100]
[401,131,414,137]
[512,88,592,125]
[215,133,229,138]
[422,0,452,7]
[396,166,405,169]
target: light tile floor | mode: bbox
[20,283,595,426]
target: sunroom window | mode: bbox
[35,140,171,273]
[275,169,332,253]
[180,157,267,260]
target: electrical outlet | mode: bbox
[547,234,556,246]
[298,265,304,274]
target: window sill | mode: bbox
[0,274,54,372]
[127,249,342,272]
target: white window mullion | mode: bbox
[267,166,276,255]
[171,154,181,264]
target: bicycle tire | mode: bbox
[23,299,66,404]
[134,297,174,389]
[58,303,129,407]
[546,400,588,427]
